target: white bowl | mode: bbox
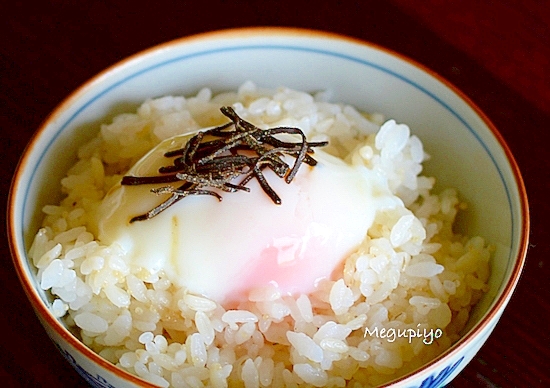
[8,27,529,387]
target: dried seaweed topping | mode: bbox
[121,106,328,222]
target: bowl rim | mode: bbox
[7,26,530,387]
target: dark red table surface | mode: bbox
[1,1,548,387]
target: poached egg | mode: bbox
[95,131,399,304]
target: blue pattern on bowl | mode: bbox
[413,356,464,388]
[56,345,116,388]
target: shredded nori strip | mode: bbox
[121,106,328,222]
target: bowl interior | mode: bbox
[10,28,527,382]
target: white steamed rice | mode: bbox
[29,81,491,387]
